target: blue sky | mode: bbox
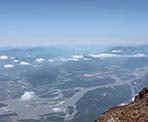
[0,0,148,47]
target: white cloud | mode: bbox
[59,53,145,62]
[68,58,79,61]
[4,64,14,68]
[130,53,146,58]
[35,58,45,63]
[59,55,84,62]
[87,53,146,59]
[20,91,35,101]
[20,61,30,65]
[48,59,54,62]
[71,55,84,59]
[52,107,63,113]
[83,72,101,78]
[88,53,119,59]
[14,59,19,63]
[68,55,84,61]
[111,50,122,53]
[0,55,8,60]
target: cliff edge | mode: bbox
[96,87,148,122]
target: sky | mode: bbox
[0,0,148,47]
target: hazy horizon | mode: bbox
[0,0,148,47]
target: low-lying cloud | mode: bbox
[88,53,119,59]
[35,58,45,63]
[4,64,14,68]
[20,61,30,65]
[52,107,63,113]
[0,55,9,60]
[14,59,19,63]
[129,53,146,58]
[20,91,35,101]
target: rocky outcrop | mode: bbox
[96,87,148,122]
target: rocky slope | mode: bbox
[96,87,148,122]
